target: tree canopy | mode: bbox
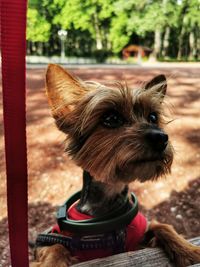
[27,0,200,61]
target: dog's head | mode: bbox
[46,64,173,185]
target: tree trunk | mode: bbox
[189,31,195,59]
[27,41,31,55]
[153,29,161,59]
[44,42,49,56]
[32,42,37,53]
[162,27,170,58]
[177,25,185,59]
[94,12,103,50]
[37,42,43,55]
[197,36,200,60]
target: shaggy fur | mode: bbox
[31,64,200,267]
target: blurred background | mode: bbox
[0,0,200,265]
[26,0,200,63]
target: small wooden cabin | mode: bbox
[122,45,152,59]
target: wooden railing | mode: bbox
[73,237,200,267]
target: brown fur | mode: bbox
[149,221,200,267]
[46,64,173,184]
[31,64,200,266]
[30,244,78,267]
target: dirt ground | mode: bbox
[0,65,200,265]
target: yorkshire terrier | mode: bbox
[31,64,200,267]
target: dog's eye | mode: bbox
[148,112,158,124]
[101,111,124,128]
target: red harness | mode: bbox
[51,204,147,262]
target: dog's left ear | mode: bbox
[145,74,167,97]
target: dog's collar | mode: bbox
[56,190,138,234]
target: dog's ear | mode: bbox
[145,74,167,97]
[46,64,88,118]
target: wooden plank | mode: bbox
[73,248,172,267]
[73,237,200,267]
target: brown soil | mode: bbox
[0,66,200,266]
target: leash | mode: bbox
[1,1,28,266]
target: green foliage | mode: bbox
[54,0,114,43]
[109,12,129,53]
[27,8,50,42]
[182,0,200,29]
[27,0,200,61]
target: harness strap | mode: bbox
[36,228,126,253]
[1,1,28,266]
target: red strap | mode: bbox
[1,1,28,266]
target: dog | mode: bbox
[31,64,200,267]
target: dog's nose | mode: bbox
[145,129,168,152]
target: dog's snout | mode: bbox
[145,129,168,152]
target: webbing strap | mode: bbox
[1,1,28,266]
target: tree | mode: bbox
[26,0,199,61]
[109,0,148,53]
[27,0,65,55]
[109,0,178,58]
[131,0,178,58]
[27,8,50,42]
[54,0,114,52]
[177,0,200,59]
